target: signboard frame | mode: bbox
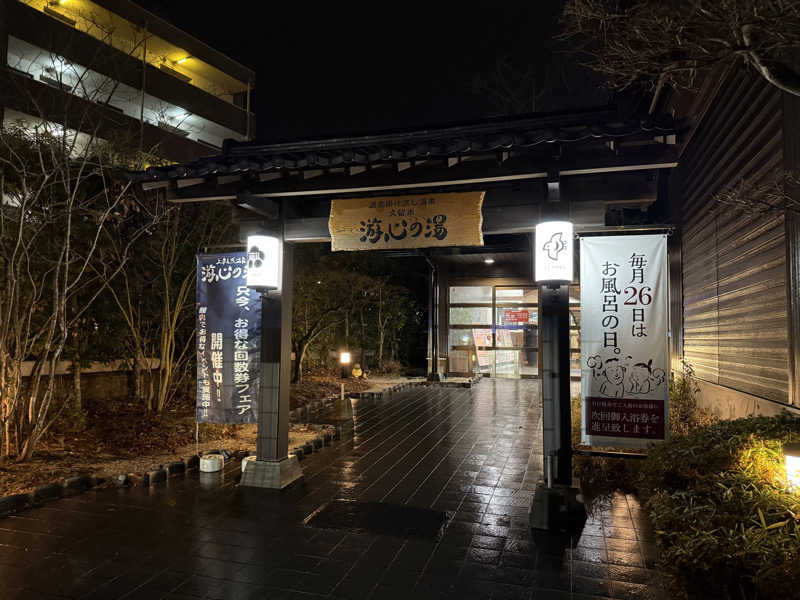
[329,191,484,251]
[579,234,670,449]
[196,252,262,424]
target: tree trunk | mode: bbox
[72,356,82,414]
[378,330,385,370]
[359,308,366,367]
[292,342,307,383]
[134,352,151,411]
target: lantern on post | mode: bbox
[530,219,582,530]
[339,351,351,380]
[535,221,574,284]
[246,235,281,292]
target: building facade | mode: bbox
[0,0,255,162]
[138,106,678,386]
[663,65,800,416]
[136,67,800,425]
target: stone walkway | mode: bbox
[0,380,665,599]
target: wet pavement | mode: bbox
[0,380,665,599]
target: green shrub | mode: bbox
[572,363,716,504]
[638,413,800,599]
[669,361,716,436]
[571,394,642,501]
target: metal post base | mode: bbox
[427,372,444,382]
[240,456,303,489]
[529,483,585,532]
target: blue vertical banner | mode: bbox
[196,253,261,424]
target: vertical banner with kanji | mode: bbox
[580,235,669,448]
[196,253,261,424]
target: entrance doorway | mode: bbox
[447,285,540,378]
[447,284,582,380]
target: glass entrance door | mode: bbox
[447,285,539,378]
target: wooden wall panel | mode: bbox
[678,68,789,404]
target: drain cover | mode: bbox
[305,500,449,540]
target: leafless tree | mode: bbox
[713,169,800,215]
[0,123,158,461]
[0,16,167,460]
[472,55,554,115]
[561,0,800,98]
[95,200,232,413]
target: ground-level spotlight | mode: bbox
[484,258,495,264]
[784,442,800,488]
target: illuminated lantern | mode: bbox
[246,235,281,291]
[785,442,800,488]
[535,221,573,283]
[339,351,352,365]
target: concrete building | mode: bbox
[0,0,255,162]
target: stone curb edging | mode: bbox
[289,378,481,422]
[286,377,483,457]
[0,449,237,519]
[346,376,482,401]
[348,379,428,401]
[1,377,486,518]
[287,424,344,461]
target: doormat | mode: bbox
[304,500,449,540]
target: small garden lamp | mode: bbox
[339,351,351,380]
[784,442,800,489]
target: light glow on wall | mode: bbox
[535,221,574,283]
[246,235,281,291]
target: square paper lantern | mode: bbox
[535,221,573,283]
[246,235,281,291]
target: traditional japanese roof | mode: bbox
[134,106,677,185]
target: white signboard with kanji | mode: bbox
[579,235,669,449]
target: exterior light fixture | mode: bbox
[785,442,800,488]
[246,235,281,291]
[339,350,352,380]
[535,220,573,283]
[484,258,495,264]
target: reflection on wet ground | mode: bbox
[0,380,665,599]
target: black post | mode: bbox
[242,232,302,489]
[539,283,572,486]
[425,254,441,381]
[256,242,293,463]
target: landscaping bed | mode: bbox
[290,374,372,409]
[572,366,800,599]
[0,375,367,498]
[639,413,800,599]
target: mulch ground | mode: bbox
[290,375,372,409]
[0,374,370,497]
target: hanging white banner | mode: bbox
[580,235,669,449]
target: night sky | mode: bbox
[134,1,607,142]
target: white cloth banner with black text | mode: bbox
[580,235,669,449]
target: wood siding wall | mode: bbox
[678,68,789,404]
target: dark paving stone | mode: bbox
[0,381,666,600]
[306,499,448,540]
